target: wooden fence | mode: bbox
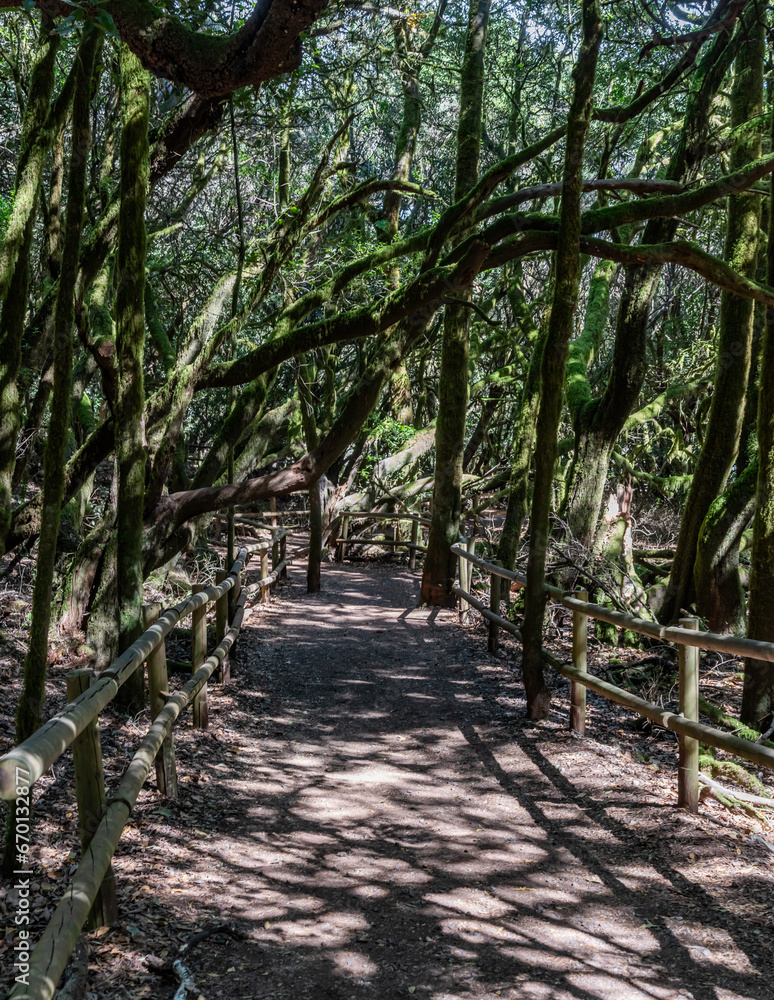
[1,526,298,1000]
[450,539,774,815]
[6,506,774,997]
[336,511,431,570]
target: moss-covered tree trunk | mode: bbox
[114,45,150,712]
[278,75,298,213]
[420,0,490,606]
[10,113,70,490]
[463,383,502,471]
[660,21,763,623]
[744,46,774,729]
[521,0,602,719]
[3,23,100,876]
[383,33,421,426]
[496,307,549,571]
[382,6,448,426]
[695,461,756,633]
[560,18,743,562]
[0,14,61,559]
[561,258,616,549]
[298,357,322,592]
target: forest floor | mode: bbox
[2,547,774,1000]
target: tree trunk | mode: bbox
[12,22,100,738]
[420,0,490,606]
[298,357,322,592]
[744,43,774,729]
[561,258,616,549]
[0,14,61,559]
[660,20,763,622]
[561,16,743,563]
[463,383,502,471]
[496,309,548,571]
[694,461,756,634]
[381,11,447,427]
[521,0,602,720]
[114,45,150,713]
[308,480,323,592]
[3,23,100,877]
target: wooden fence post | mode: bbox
[570,589,588,735]
[271,531,279,572]
[458,537,469,625]
[192,584,208,729]
[214,569,230,685]
[339,514,349,562]
[66,669,118,928]
[678,617,700,813]
[280,533,287,579]
[143,604,178,797]
[231,566,243,657]
[465,534,475,596]
[261,547,270,604]
[488,564,501,655]
[409,519,419,570]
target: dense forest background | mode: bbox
[1,0,774,770]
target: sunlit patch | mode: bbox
[567,972,677,998]
[331,949,378,977]
[447,945,477,960]
[661,920,758,974]
[436,916,503,946]
[350,882,390,899]
[287,831,338,847]
[492,885,578,908]
[332,763,426,785]
[324,854,430,885]
[424,889,511,919]
[290,792,373,822]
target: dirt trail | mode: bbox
[142,559,772,1000]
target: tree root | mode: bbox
[699,754,771,797]
[698,772,774,808]
[698,753,774,821]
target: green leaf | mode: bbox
[95,9,118,36]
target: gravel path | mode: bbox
[143,559,772,1000]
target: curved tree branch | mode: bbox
[1,1,329,97]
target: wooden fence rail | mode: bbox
[2,525,294,1000]
[450,540,774,811]
[336,511,431,569]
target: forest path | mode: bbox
[150,558,770,1000]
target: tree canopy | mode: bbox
[1,0,774,743]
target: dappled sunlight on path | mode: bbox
[152,563,770,1000]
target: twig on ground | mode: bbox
[145,922,248,981]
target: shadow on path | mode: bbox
[146,563,771,1000]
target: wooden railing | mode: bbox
[1,526,296,1000]
[336,511,430,570]
[451,540,774,814]
[8,507,772,997]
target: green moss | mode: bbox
[699,697,774,749]
[565,259,615,422]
